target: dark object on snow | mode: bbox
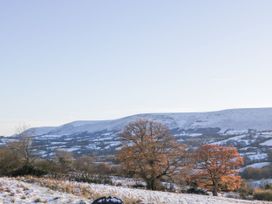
[187,187,209,195]
[92,196,123,204]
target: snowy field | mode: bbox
[0,178,88,204]
[0,177,272,204]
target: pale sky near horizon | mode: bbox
[1,0,272,135]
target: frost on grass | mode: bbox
[0,177,88,204]
[2,177,269,204]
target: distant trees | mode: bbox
[73,155,95,175]
[0,121,247,196]
[0,127,38,175]
[54,149,74,174]
[0,145,19,175]
[117,119,186,190]
[241,165,272,180]
[192,144,244,196]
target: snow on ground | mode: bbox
[223,129,248,135]
[212,135,246,145]
[69,183,270,204]
[0,177,88,204]
[247,153,268,161]
[248,179,272,188]
[1,177,271,204]
[62,147,81,152]
[245,162,271,169]
[260,139,272,146]
[240,162,271,172]
[111,176,146,188]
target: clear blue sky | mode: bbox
[1,0,272,135]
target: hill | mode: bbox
[1,177,271,204]
[0,108,271,167]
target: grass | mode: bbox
[19,176,141,204]
[253,189,272,201]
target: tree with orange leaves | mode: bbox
[193,144,243,196]
[117,119,186,190]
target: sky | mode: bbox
[1,0,272,135]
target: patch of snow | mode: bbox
[248,179,272,188]
[212,135,246,145]
[0,177,88,203]
[188,133,203,137]
[51,142,66,145]
[240,162,271,171]
[247,153,268,161]
[223,129,248,135]
[40,134,63,139]
[260,139,272,146]
[62,147,81,152]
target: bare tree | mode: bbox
[73,155,94,175]
[7,126,36,167]
[54,149,74,174]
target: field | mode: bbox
[0,177,271,204]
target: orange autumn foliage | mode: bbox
[117,119,186,190]
[193,144,244,196]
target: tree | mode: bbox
[73,155,94,175]
[267,149,272,161]
[54,149,74,174]
[117,119,186,190]
[0,127,37,176]
[0,146,19,175]
[193,144,244,196]
[8,136,34,167]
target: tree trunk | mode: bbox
[146,179,156,190]
[212,181,218,196]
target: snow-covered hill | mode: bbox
[0,108,272,166]
[1,177,271,204]
[23,108,272,135]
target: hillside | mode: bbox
[0,177,271,204]
[0,108,272,166]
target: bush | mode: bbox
[10,165,47,177]
[253,189,272,201]
[238,181,253,199]
[187,187,209,195]
[265,184,272,190]
[74,174,113,185]
[241,165,272,180]
[132,183,145,189]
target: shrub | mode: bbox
[186,187,209,195]
[10,165,47,177]
[265,184,272,190]
[132,183,145,189]
[74,174,113,185]
[241,165,272,180]
[21,176,140,204]
[238,181,253,199]
[253,189,272,201]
